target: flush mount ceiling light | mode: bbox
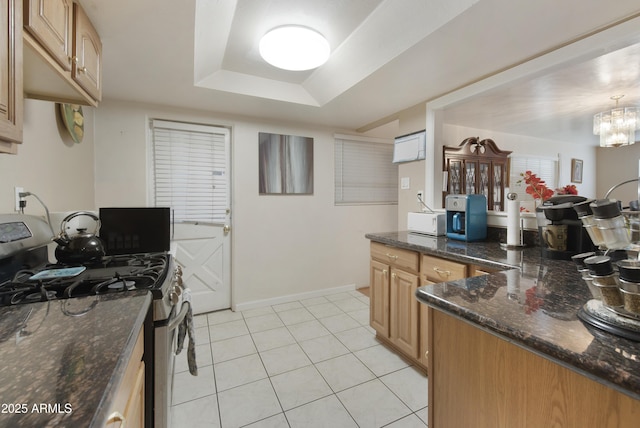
[259,26,330,71]
[593,95,639,148]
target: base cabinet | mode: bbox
[429,309,640,428]
[107,327,145,428]
[370,241,499,370]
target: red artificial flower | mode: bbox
[519,171,554,201]
[557,184,578,195]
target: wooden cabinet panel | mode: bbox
[369,259,390,337]
[371,242,419,273]
[419,299,430,367]
[23,0,72,70]
[107,327,145,428]
[390,268,420,359]
[0,0,23,151]
[431,309,640,428]
[72,2,101,101]
[22,0,101,106]
[422,254,467,283]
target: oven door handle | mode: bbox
[167,301,190,332]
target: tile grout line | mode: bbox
[173,294,428,427]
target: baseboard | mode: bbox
[232,283,357,312]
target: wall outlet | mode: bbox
[14,187,23,211]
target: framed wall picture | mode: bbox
[259,132,314,194]
[571,158,583,183]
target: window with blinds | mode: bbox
[150,120,230,223]
[509,154,558,201]
[335,135,398,205]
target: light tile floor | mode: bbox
[171,290,429,428]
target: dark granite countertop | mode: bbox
[366,231,640,400]
[0,291,151,427]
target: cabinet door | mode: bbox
[0,0,22,150]
[464,160,477,195]
[370,259,390,337]
[390,268,420,359]
[419,301,431,367]
[492,160,506,211]
[23,0,73,71]
[72,3,101,101]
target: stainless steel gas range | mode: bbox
[0,213,188,428]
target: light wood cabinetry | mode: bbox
[0,0,23,153]
[370,242,422,365]
[23,0,73,71]
[370,242,491,369]
[389,268,420,358]
[421,254,468,283]
[107,327,145,428]
[23,0,101,106]
[429,308,640,428]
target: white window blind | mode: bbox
[335,135,398,205]
[151,120,229,223]
[509,154,558,201]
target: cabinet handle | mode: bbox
[383,269,388,276]
[433,267,451,277]
[425,351,429,358]
[391,272,397,279]
[72,56,79,64]
[385,253,398,260]
[78,66,87,73]
[107,411,125,426]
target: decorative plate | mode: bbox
[59,103,84,144]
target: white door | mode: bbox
[150,120,232,315]
[173,221,230,313]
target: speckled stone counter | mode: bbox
[366,231,640,400]
[0,292,151,427]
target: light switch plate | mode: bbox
[401,177,410,190]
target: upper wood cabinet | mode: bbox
[0,0,23,153]
[443,137,512,211]
[23,0,101,106]
[23,0,73,71]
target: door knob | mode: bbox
[223,224,231,234]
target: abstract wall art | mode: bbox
[259,132,314,194]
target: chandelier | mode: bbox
[259,26,330,71]
[593,95,639,148]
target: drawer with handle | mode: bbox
[370,242,419,272]
[422,255,467,283]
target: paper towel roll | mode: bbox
[506,194,521,246]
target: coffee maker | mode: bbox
[536,195,595,260]
[446,194,487,241]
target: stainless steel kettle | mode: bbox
[54,211,105,264]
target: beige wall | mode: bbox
[395,104,427,230]
[595,143,640,205]
[93,100,397,309]
[0,99,96,215]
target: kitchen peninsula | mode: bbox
[366,231,640,428]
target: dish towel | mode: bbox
[176,288,198,376]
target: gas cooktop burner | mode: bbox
[0,252,170,307]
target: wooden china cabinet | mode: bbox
[442,137,512,211]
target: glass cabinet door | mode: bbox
[479,162,490,202]
[464,161,476,194]
[492,162,505,211]
[448,160,462,195]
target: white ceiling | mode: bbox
[80,0,640,141]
